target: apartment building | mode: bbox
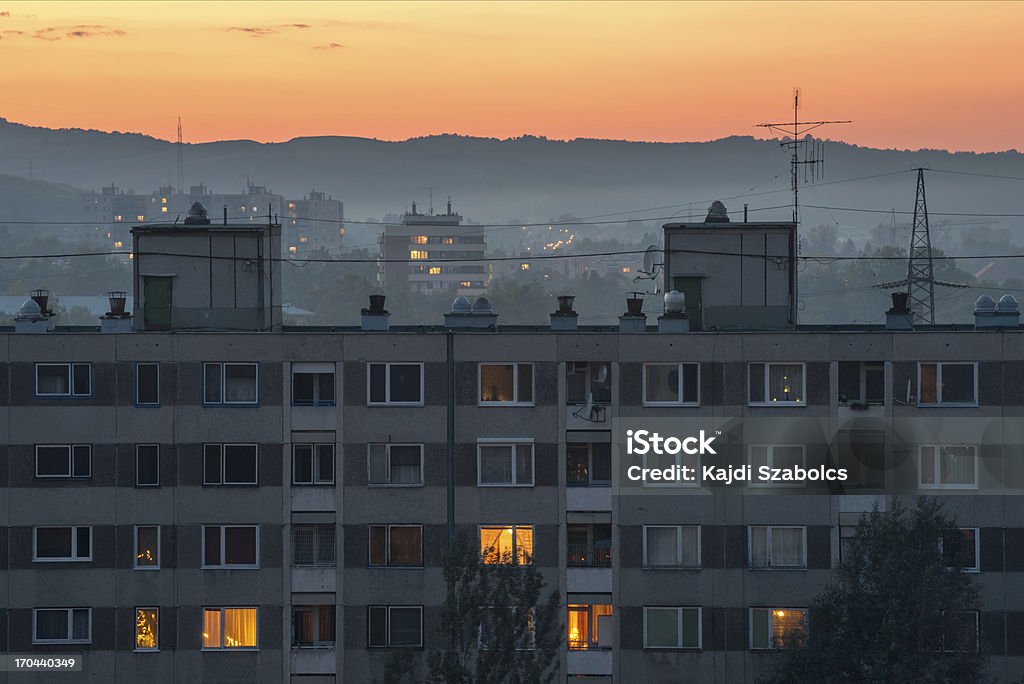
[1,209,1023,683]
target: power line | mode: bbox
[929,168,1024,183]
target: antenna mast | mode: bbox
[906,168,936,324]
[176,116,184,195]
[756,89,851,223]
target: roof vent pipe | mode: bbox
[361,294,390,331]
[619,293,647,333]
[551,294,578,331]
[885,291,913,331]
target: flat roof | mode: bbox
[132,221,279,234]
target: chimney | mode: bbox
[885,291,913,330]
[550,295,578,331]
[14,291,54,333]
[100,290,132,333]
[975,294,1020,330]
[30,289,51,316]
[658,290,689,333]
[619,293,647,333]
[360,294,390,331]
[444,296,497,330]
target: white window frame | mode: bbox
[367,443,424,487]
[32,608,92,644]
[478,362,535,406]
[476,439,535,487]
[366,362,425,406]
[134,607,159,652]
[748,526,807,569]
[748,362,806,406]
[34,362,92,398]
[367,605,424,648]
[136,444,160,487]
[203,443,259,486]
[917,362,979,407]
[134,525,161,570]
[747,444,806,488]
[201,607,259,650]
[641,448,700,489]
[642,362,701,406]
[479,525,534,566]
[203,362,259,406]
[750,607,807,650]
[292,605,336,648]
[292,443,336,486]
[34,444,91,479]
[135,362,160,406]
[941,527,980,573]
[642,525,701,568]
[202,525,260,569]
[918,444,979,490]
[291,362,336,407]
[643,606,702,649]
[33,526,92,562]
[368,524,424,567]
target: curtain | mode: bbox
[768,364,802,402]
[480,365,514,402]
[646,527,678,566]
[224,365,257,403]
[223,608,257,648]
[515,446,533,485]
[750,527,768,567]
[37,367,69,395]
[941,446,975,485]
[645,608,679,648]
[771,528,804,567]
[36,610,67,640]
[480,446,513,484]
[202,609,221,648]
[680,527,699,567]
[389,446,421,484]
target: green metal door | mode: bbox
[143,277,172,330]
[673,276,702,331]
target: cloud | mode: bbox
[33,24,126,40]
[313,42,344,50]
[228,26,276,37]
[0,11,9,17]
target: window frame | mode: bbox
[34,444,91,479]
[642,525,701,569]
[941,527,980,573]
[291,363,336,407]
[203,362,259,406]
[366,362,425,407]
[748,525,808,569]
[939,609,980,653]
[750,607,807,650]
[367,605,424,648]
[566,442,613,487]
[479,525,535,566]
[837,360,884,406]
[34,362,92,398]
[135,607,160,652]
[33,526,92,562]
[918,444,979,490]
[292,523,337,567]
[32,607,92,644]
[203,443,259,486]
[201,607,259,651]
[642,606,702,650]
[917,362,979,407]
[292,605,336,648]
[134,525,161,570]
[747,362,806,406]
[202,525,260,569]
[136,444,160,487]
[292,443,336,486]
[367,443,425,487]
[642,362,701,406]
[476,439,535,487]
[747,444,806,488]
[368,524,424,568]
[477,362,535,406]
[135,362,160,406]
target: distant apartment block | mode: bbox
[283,190,344,256]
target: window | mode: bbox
[33,608,91,644]
[292,364,335,406]
[644,526,700,568]
[411,235,428,245]
[477,442,534,486]
[835,433,885,488]
[35,445,91,479]
[369,525,423,567]
[203,362,258,405]
[566,443,612,486]
[920,445,977,489]
[34,527,91,561]
[839,525,858,563]
[368,444,424,486]
[940,611,979,653]
[202,608,257,650]
[942,528,980,572]
[566,362,612,405]
[479,363,534,404]
[136,444,160,487]
[293,444,335,485]
[642,446,699,488]
[367,606,423,648]
[136,363,160,405]
[567,524,612,567]
[748,362,805,405]
[368,363,423,405]
[35,363,91,397]
[838,361,884,405]
[410,250,429,259]
[643,607,701,649]
[135,526,160,569]
[293,605,336,647]
[293,524,336,567]
[567,604,613,650]
[136,608,159,651]
[918,362,977,406]
[748,445,805,487]
[751,608,807,649]
[749,526,806,568]
[480,525,533,565]
[204,444,258,485]
[203,526,259,568]
[643,363,700,405]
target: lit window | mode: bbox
[460,281,472,287]
[920,445,977,489]
[161,207,167,213]
[918,362,977,406]
[442,237,454,245]
[114,240,123,248]
[479,363,534,404]
[369,525,423,567]
[643,607,700,649]
[33,608,91,644]
[748,445,805,488]
[749,526,806,568]
[367,606,422,648]
[136,444,159,486]
[520,263,529,271]
[299,236,308,243]
[368,444,424,486]
[203,362,258,405]
[202,607,257,650]
[411,235,428,245]
[203,444,258,486]
[35,363,91,398]
[622,267,630,273]
[293,444,335,486]
[567,604,612,650]
[748,362,805,405]
[135,526,160,569]
[566,443,612,486]
[643,525,700,568]
[292,364,335,406]
[114,215,123,222]
[136,363,160,406]
[942,528,980,572]
[428,266,442,275]
[293,605,335,647]
[480,526,533,565]
[203,525,259,568]
[135,608,159,651]
[293,524,336,567]
[643,363,700,405]
[136,214,145,221]
[478,442,534,487]
[161,197,167,204]
[33,526,91,561]
[367,362,423,405]
[410,250,429,259]
[35,445,91,479]
[751,608,806,650]
[288,202,296,209]
[289,246,297,254]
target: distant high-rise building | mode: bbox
[283,189,345,256]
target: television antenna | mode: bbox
[756,89,851,223]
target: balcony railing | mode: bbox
[567,541,612,567]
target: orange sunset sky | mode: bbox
[0,1,1021,152]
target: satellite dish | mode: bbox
[592,364,609,384]
[634,245,664,293]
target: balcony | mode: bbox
[566,362,612,429]
[290,645,336,674]
[567,525,613,593]
[566,443,612,511]
[567,541,611,568]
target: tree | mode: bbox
[762,498,984,684]
[385,531,561,684]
